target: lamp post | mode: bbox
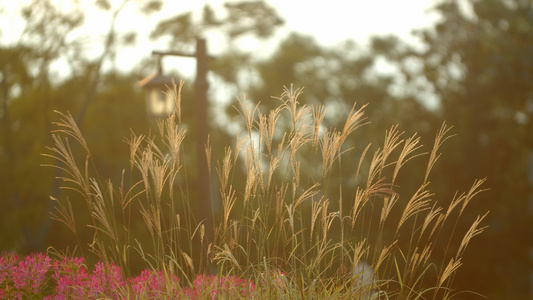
[138,38,212,240]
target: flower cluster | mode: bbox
[0,253,51,299]
[129,269,181,298]
[0,252,256,299]
[42,256,127,299]
[184,274,255,299]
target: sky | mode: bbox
[120,0,439,79]
[0,0,441,78]
[264,0,439,45]
[122,0,440,70]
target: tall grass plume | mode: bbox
[43,82,488,299]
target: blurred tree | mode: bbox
[376,0,533,297]
[0,0,85,252]
[0,0,163,253]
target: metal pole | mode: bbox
[147,39,213,241]
[194,38,212,240]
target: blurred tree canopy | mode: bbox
[383,0,533,296]
[0,0,531,298]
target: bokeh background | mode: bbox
[0,0,531,298]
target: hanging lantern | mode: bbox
[138,67,176,118]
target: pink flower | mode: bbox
[184,274,255,299]
[0,252,257,299]
[17,253,51,293]
[48,256,90,299]
[0,252,51,299]
[128,269,180,298]
[0,253,18,286]
[89,261,124,298]
[0,253,20,299]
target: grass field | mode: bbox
[3,83,489,299]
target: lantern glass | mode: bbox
[138,71,176,119]
[147,86,175,118]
